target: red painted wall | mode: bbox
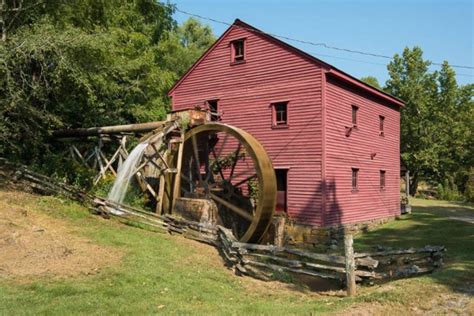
[171,25,324,226]
[324,75,400,225]
[170,22,401,227]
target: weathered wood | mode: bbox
[245,260,342,280]
[355,246,446,258]
[344,233,356,297]
[231,242,348,266]
[53,121,166,138]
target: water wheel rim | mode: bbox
[184,123,276,243]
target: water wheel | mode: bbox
[179,123,276,243]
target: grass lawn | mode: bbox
[0,191,472,315]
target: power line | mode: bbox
[172,5,474,71]
[308,51,474,77]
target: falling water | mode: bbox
[107,142,148,208]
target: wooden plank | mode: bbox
[245,260,341,280]
[231,242,347,266]
[354,246,446,258]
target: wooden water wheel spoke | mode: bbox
[209,192,253,221]
[233,174,257,187]
[225,168,253,185]
[211,147,226,180]
[191,134,204,187]
[229,144,241,179]
[215,132,230,158]
[180,173,191,183]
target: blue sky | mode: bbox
[172,0,473,86]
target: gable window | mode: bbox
[380,170,386,190]
[351,105,358,127]
[207,100,219,121]
[231,39,245,63]
[272,102,288,127]
[379,115,385,136]
[352,168,359,190]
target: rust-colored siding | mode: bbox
[324,75,400,225]
[171,25,324,225]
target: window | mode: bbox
[207,100,219,121]
[272,102,288,127]
[352,168,359,190]
[231,39,245,63]
[352,105,358,126]
[380,170,386,190]
[379,115,385,135]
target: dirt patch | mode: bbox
[0,190,122,279]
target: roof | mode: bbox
[168,19,405,107]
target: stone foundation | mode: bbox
[173,198,218,226]
[262,215,397,248]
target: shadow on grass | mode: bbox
[355,204,474,294]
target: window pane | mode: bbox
[273,102,288,125]
[352,168,358,189]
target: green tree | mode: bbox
[385,47,439,194]
[158,17,216,77]
[386,47,473,197]
[0,2,217,170]
[360,76,382,90]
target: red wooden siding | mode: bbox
[171,25,325,226]
[323,75,400,225]
[170,20,403,228]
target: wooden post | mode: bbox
[171,130,185,212]
[344,232,356,297]
[406,170,410,198]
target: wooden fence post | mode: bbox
[344,232,356,297]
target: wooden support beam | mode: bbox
[171,131,184,212]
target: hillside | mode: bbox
[0,188,472,314]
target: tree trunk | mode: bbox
[0,0,6,42]
[409,173,419,197]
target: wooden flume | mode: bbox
[53,109,277,243]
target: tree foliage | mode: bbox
[0,1,215,166]
[385,47,473,198]
[360,76,382,90]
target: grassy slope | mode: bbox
[0,193,472,315]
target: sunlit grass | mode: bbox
[0,192,472,314]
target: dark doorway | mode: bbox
[275,169,288,213]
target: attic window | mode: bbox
[231,39,245,63]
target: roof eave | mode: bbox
[326,69,405,107]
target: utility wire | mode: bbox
[172,5,474,71]
[308,51,474,77]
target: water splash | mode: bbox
[107,142,148,209]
